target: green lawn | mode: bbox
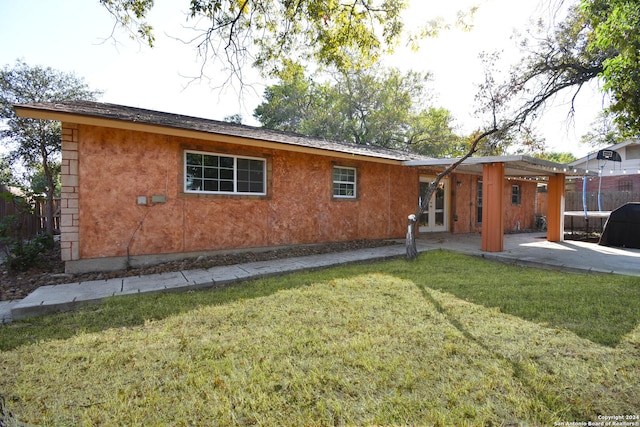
[1,251,639,426]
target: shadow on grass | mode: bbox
[417,285,583,419]
[393,251,640,348]
[2,251,639,350]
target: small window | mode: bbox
[511,184,521,205]
[333,166,356,198]
[185,151,265,195]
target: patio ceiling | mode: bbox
[403,155,596,179]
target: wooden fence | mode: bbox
[0,188,60,240]
[566,191,640,212]
[564,191,640,231]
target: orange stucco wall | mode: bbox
[447,172,538,235]
[503,179,538,231]
[447,173,480,234]
[72,124,418,260]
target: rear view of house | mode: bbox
[15,102,425,273]
[15,101,576,273]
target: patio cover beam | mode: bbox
[403,155,596,253]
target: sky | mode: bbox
[0,0,605,157]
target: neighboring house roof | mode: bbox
[14,101,431,164]
[570,139,640,166]
[569,139,640,176]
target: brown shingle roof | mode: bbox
[15,101,430,162]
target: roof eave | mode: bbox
[403,154,596,178]
[13,104,410,165]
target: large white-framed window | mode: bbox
[184,150,266,195]
[333,166,357,198]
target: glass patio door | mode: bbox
[418,176,449,232]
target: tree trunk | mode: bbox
[43,159,55,236]
[405,184,435,260]
[403,128,498,260]
[45,190,54,235]
[406,214,418,260]
[40,129,55,236]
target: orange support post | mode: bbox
[547,173,565,242]
[481,163,505,252]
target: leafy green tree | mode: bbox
[332,66,431,148]
[496,1,640,139]
[254,63,463,155]
[533,152,577,164]
[0,157,14,186]
[223,114,243,124]
[254,62,341,138]
[0,60,101,235]
[580,111,624,148]
[100,0,407,78]
[28,162,62,197]
[407,107,466,157]
[582,0,640,135]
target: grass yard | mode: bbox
[1,250,639,426]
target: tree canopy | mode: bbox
[100,0,408,77]
[254,63,464,156]
[0,60,101,233]
[533,151,577,164]
[0,158,13,187]
[492,0,640,139]
[0,60,101,176]
[98,0,640,140]
[582,0,640,135]
[580,111,625,148]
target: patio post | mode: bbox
[481,162,505,252]
[547,173,565,242]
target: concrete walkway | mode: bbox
[2,233,640,323]
[0,242,425,323]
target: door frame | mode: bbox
[418,175,450,233]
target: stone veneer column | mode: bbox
[60,123,80,262]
